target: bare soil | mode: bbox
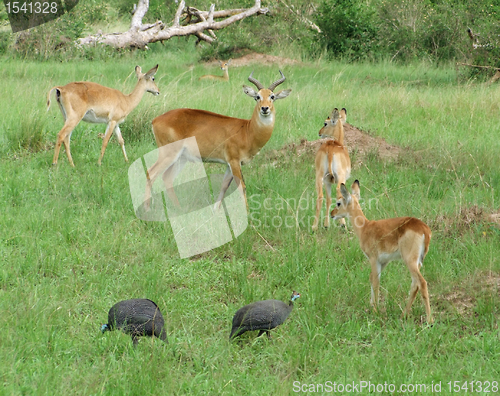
[266,123,403,166]
[204,52,300,67]
[438,271,500,317]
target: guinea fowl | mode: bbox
[101,299,167,346]
[229,291,300,340]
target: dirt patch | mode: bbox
[266,123,403,165]
[439,271,500,316]
[429,205,500,236]
[204,52,300,67]
[488,211,500,226]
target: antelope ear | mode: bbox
[351,180,360,199]
[243,85,258,99]
[340,183,350,202]
[227,59,232,64]
[145,64,158,78]
[340,108,347,124]
[135,66,142,77]
[274,89,292,100]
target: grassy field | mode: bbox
[0,51,499,395]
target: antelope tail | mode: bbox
[46,87,59,111]
[327,149,335,184]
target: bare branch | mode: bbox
[131,0,150,30]
[174,0,185,27]
[77,0,269,50]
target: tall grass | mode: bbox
[0,55,499,395]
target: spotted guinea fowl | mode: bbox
[229,291,300,340]
[101,299,167,346]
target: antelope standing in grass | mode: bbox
[144,71,291,210]
[199,60,231,81]
[312,108,351,231]
[330,180,433,323]
[47,65,159,167]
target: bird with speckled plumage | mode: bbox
[101,299,167,346]
[229,291,300,340]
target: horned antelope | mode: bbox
[144,71,291,210]
[330,180,433,323]
[47,64,159,167]
[311,108,351,231]
[199,60,231,81]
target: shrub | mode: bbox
[316,0,378,60]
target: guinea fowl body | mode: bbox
[102,299,167,346]
[230,291,300,339]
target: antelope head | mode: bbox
[135,64,160,96]
[242,71,291,120]
[319,108,347,138]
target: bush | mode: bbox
[316,0,378,60]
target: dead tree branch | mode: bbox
[78,0,269,49]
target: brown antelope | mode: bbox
[144,71,291,210]
[199,60,231,81]
[47,64,159,167]
[330,180,433,323]
[311,108,351,231]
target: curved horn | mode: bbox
[248,72,264,90]
[268,70,286,91]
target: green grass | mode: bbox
[0,54,499,395]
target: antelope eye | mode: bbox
[151,77,155,81]
[270,94,275,100]
[324,122,327,127]
[337,202,341,207]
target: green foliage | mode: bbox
[7,0,108,59]
[8,111,48,152]
[316,0,378,60]
[313,0,500,66]
[2,0,500,67]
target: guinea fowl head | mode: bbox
[290,291,300,302]
[101,324,111,333]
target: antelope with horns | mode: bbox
[330,180,433,323]
[144,71,291,210]
[312,108,351,231]
[199,60,231,81]
[47,65,159,167]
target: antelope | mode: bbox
[144,71,291,210]
[311,108,351,231]
[330,180,433,323]
[47,64,160,167]
[199,59,231,81]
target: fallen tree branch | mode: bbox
[456,62,500,84]
[78,0,269,49]
[456,62,499,70]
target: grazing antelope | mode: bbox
[199,59,231,81]
[330,180,433,323]
[47,64,160,167]
[311,108,351,231]
[144,71,291,210]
